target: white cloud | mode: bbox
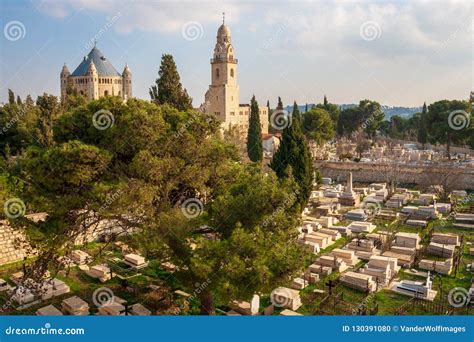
[37,0,251,33]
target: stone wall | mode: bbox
[315,161,474,190]
[0,220,32,265]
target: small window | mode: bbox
[230,69,234,77]
[216,68,220,78]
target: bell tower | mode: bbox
[205,13,240,127]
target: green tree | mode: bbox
[149,54,192,111]
[270,102,313,209]
[426,100,472,158]
[302,107,334,144]
[316,95,340,129]
[418,102,428,148]
[35,94,62,147]
[8,89,15,105]
[13,98,305,316]
[246,96,263,163]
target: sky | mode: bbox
[0,0,472,107]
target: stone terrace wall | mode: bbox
[315,161,474,189]
[0,220,32,265]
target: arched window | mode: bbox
[230,69,234,77]
[104,90,109,96]
[216,68,220,78]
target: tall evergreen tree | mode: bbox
[8,89,15,105]
[304,103,308,113]
[323,95,328,106]
[418,102,428,149]
[292,101,301,123]
[270,102,313,209]
[247,96,263,163]
[149,54,192,111]
[277,97,283,110]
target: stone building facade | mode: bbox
[203,19,268,136]
[60,45,131,101]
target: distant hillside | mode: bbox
[283,103,421,120]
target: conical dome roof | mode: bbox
[71,46,120,77]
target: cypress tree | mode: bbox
[277,97,283,111]
[8,89,15,105]
[418,102,428,149]
[323,95,328,106]
[149,54,192,111]
[270,102,313,209]
[247,95,263,163]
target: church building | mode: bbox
[203,16,268,136]
[60,44,132,101]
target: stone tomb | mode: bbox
[340,271,376,293]
[123,253,148,269]
[97,296,127,316]
[39,278,71,300]
[36,304,63,316]
[346,221,376,233]
[330,248,359,267]
[271,287,302,311]
[231,294,260,315]
[393,232,420,250]
[62,296,90,315]
[359,255,400,286]
[314,255,348,272]
[86,264,112,283]
[130,303,152,316]
[70,250,91,265]
[427,242,455,258]
[418,258,452,275]
[431,233,460,246]
[390,272,437,301]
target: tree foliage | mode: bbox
[149,54,193,111]
[270,102,313,210]
[246,96,263,163]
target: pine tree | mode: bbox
[270,102,313,209]
[247,95,263,163]
[418,102,428,149]
[323,95,328,106]
[149,54,192,111]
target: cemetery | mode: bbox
[0,171,472,317]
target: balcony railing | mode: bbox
[211,56,238,63]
